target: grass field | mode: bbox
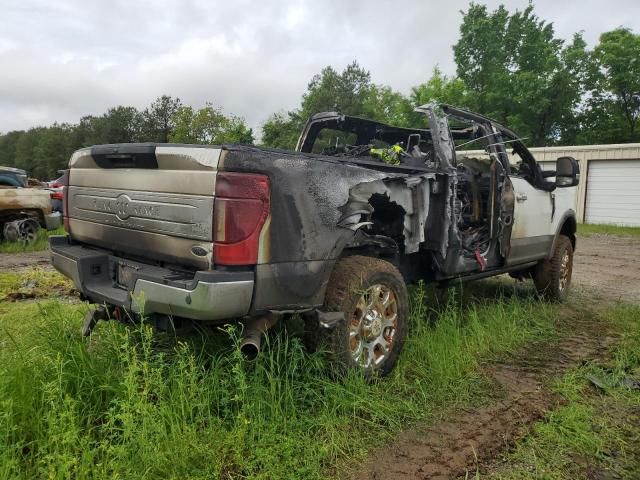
[0,270,560,480]
[1,266,638,479]
[578,223,640,237]
[0,227,65,254]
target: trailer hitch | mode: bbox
[81,306,110,336]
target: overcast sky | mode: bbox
[1,0,639,135]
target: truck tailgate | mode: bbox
[66,144,221,270]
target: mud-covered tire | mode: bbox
[315,255,409,377]
[533,234,573,301]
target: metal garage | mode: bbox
[585,160,640,226]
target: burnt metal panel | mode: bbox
[221,146,411,311]
[252,260,336,311]
[220,146,398,265]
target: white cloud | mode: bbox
[1,0,639,134]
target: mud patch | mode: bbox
[3,284,77,302]
[0,267,77,302]
[0,251,52,273]
[351,315,612,480]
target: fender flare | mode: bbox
[548,210,577,258]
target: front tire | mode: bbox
[533,234,573,301]
[319,255,409,377]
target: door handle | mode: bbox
[516,193,528,202]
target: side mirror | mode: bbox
[555,156,579,187]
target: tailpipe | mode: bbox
[239,314,278,360]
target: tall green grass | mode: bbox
[0,282,556,479]
[0,227,65,254]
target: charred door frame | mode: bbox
[418,104,515,274]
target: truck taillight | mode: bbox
[213,172,270,266]
[61,169,70,233]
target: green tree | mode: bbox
[141,95,182,142]
[580,28,640,144]
[406,67,471,127]
[170,104,253,145]
[453,3,589,145]
[261,61,409,149]
[32,124,74,178]
[261,112,302,150]
[362,85,414,127]
[99,106,143,143]
[70,107,142,148]
[410,67,468,107]
[301,62,372,117]
[13,128,42,174]
[0,130,24,168]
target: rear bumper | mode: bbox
[49,236,254,322]
[44,212,62,230]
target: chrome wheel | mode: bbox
[19,219,39,244]
[349,284,398,370]
[559,250,571,292]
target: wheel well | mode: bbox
[0,209,44,227]
[339,193,407,261]
[559,216,576,250]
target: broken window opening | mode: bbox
[297,114,438,168]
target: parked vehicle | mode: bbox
[0,166,28,188]
[49,104,579,376]
[47,173,65,213]
[1,166,62,243]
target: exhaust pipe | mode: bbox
[240,314,278,360]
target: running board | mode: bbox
[438,261,538,287]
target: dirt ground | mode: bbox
[351,313,614,480]
[351,233,640,480]
[0,250,51,272]
[572,234,640,304]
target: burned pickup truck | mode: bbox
[49,104,579,376]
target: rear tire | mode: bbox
[533,234,573,301]
[316,255,409,377]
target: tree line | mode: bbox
[0,96,254,179]
[1,3,639,179]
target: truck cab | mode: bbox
[297,104,578,281]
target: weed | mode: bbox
[0,279,559,479]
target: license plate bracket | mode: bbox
[116,262,139,288]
